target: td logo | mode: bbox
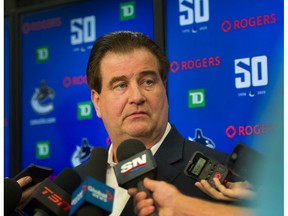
[36,141,50,159]
[120,1,135,20]
[188,89,205,108]
[77,101,92,120]
[36,46,49,63]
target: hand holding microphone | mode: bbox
[195,178,256,201]
[113,139,158,216]
[4,175,42,215]
[4,178,23,216]
[17,176,41,210]
[128,178,183,216]
[22,168,82,216]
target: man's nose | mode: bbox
[128,84,146,105]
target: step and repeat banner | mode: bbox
[20,0,154,175]
[165,2,284,212]
[13,0,283,180]
[166,0,283,155]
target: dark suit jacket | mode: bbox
[75,125,229,216]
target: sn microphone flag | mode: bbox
[69,177,114,215]
[114,149,157,189]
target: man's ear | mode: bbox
[91,89,102,118]
[163,80,167,88]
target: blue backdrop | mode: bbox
[4,0,284,213]
[166,0,283,155]
[166,1,283,214]
[20,0,154,175]
[15,0,283,199]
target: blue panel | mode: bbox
[20,0,154,175]
[166,0,283,154]
[166,0,283,214]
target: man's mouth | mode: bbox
[127,111,147,118]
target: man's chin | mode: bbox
[126,126,151,137]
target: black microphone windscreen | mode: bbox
[53,168,82,195]
[87,147,108,182]
[4,178,22,215]
[76,205,104,216]
[117,139,146,162]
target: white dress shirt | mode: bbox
[106,123,171,216]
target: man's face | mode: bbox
[91,48,168,146]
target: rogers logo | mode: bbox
[221,20,232,33]
[170,61,180,73]
[63,75,87,88]
[221,13,277,33]
[22,17,62,34]
[226,124,272,138]
[170,56,220,73]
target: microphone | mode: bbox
[22,168,82,216]
[226,143,265,186]
[4,178,22,216]
[69,147,114,216]
[114,139,158,216]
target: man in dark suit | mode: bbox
[75,31,229,215]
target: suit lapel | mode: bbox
[153,126,185,183]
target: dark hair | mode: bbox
[86,31,170,93]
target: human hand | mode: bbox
[195,178,256,201]
[128,178,182,216]
[128,188,156,216]
[16,176,41,209]
[16,176,32,188]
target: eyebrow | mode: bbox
[108,75,128,89]
[138,70,158,79]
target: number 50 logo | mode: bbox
[70,15,96,45]
[234,55,268,89]
[179,0,209,26]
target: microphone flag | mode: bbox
[114,149,157,189]
[69,177,114,215]
[23,178,72,215]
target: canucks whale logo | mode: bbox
[189,128,216,149]
[31,80,55,114]
[71,138,94,167]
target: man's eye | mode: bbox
[114,83,127,89]
[143,79,155,86]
